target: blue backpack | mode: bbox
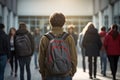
[45,32,71,75]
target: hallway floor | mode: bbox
[4,52,120,80]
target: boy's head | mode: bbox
[49,12,65,27]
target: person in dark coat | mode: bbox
[67,24,78,46]
[9,27,18,77]
[82,22,102,79]
[15,22,34,80]
[104,24,120,80]
[0,23,10,80]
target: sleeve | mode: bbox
[82,34,87,48]
[97,33,102,50]
[5,35,10,59]
[75,34,78,46]
[78,33,83,48]
[38,36,47,77]
[68,35,77,76]
[28,33,34,54]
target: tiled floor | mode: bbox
[4,48,120,80]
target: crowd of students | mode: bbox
[78,23,120,80]
[0,12,120,80]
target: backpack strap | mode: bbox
[45,32,69,40]
[61,32,69,40]
[45,32,55,40]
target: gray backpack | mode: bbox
[45,32,71,75]
[15,34,32,57]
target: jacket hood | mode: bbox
[87,28,98,34]
[16,29,28,35]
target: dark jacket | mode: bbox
[70,33,78,46]
[82,28,102,56]
[0,29,10,57]
[15,29,34,57]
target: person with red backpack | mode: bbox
[39,12,77,80]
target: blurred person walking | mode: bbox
[82,22,102,79]
[33,28,41,69]
[15,22,34,80]
[99,26,107,76]
[0,23,10,80]
[104,24,120,80]
[78,31,86,72]
[9,27,18,77]
[67,24,78,46]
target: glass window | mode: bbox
[30,20,35,26]
[104,15,108,29]
[114,16,120,25]
[0,5,2,23]
[119,16,120,24]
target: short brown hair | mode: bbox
[19,22,27,30]
[49,12,65,27]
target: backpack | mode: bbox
[15,34,32,57]
[45,32,71,75]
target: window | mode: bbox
[114,16,120,25]
[104,15,108,28]
[119,16,120,24]
[0,5,2,23]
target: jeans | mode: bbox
[100,51,107,75]
[88,56,97,77]
[46,76,72,80]
[18,56,31,80]
[10,51,18,74]
[107,56,119,80]
[81,47,86,72]
[34,51,38,68]
[0,55,7,80]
